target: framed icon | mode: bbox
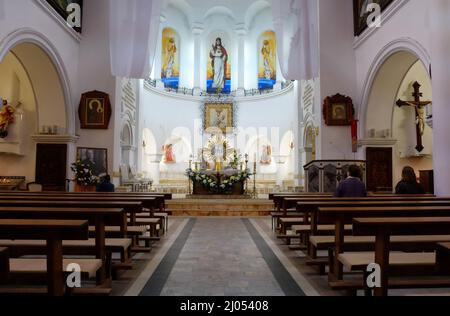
[204,102,234,134]
[78,90,112,129]
[323,94,354,126]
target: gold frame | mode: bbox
[204,102,233,134]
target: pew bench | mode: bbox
[9,258,102,279]
[0,238,132,265]
[128,217,162,239]
[351,217,450,296]
[0,219,94,296]
[0,247,9,284]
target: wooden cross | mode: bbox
[396,81,432,153]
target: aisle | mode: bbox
[137,218,305,296]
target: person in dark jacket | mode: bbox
[96,175,115,192]
[335,165,367,197]
[395,166,425,194]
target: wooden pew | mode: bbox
[0,247,9,284]
[352,217,450,296]
[284,199,450,275]
[0,206,127,284]
[1,192,170,233]
[1,191,171,236]
[318,206,450,286]
[0,219,92,296]
[276,198,450,247]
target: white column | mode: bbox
[149,154,163,185]
[235,25,247,96]
[430,0,450,196]
[153,14,166,83]
[192,23,204,95]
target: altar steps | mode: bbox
[167,199,273,217]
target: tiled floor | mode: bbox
[115,216,450,297]
[160,218,284,296]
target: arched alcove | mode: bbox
[0,31,71,186]
[0,28,74,134]
[360,39,433,191]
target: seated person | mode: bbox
[335,165,367,197]
[395,166,425,194]
[96,175,115,192]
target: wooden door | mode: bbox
[366,147,393,192]
[35,144,67,191]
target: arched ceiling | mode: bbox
[165,0,271,29]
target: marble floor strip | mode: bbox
[139,218,197,296]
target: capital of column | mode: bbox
[191,22,204,35]
[235,23,248,36]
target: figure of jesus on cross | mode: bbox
[396,81,432,153]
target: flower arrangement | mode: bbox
[186,168,251,194]
[229,150,241,169]
[71,160,99,186]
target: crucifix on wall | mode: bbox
[396,81,432,153]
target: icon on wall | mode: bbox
[78,90,112,129]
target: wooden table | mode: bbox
[0,206,126,284]
[0,219,88,296]
[353,217,450,296]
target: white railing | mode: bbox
[144,78,294,99]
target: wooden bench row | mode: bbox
[0,192,171,296]
[268,193,450,296]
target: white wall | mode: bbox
[0,0,81,132]
[76,0,117,176]
[354,0,432,132]
[317,0,357,160]
[139,84,299,181]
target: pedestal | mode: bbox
[74,184,96,192]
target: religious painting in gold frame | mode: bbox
[204,103,234,134]
[78,90,112,129]
[323,94,354,126]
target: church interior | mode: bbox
[0,0,449,299]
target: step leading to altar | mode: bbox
[167,198,273,217]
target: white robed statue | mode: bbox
[210,38,228,91]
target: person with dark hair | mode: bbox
[395,166,425,194]
[335,165,367,197]
[96,175,115,193]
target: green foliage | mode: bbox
[186,168,251,194]
[71,160,99,186]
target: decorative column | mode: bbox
[430,0,450,196]
[192,23,204,96]
[235,24,247,96]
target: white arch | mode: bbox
[0,28,75,134]
[245,0,271,30]
[358,37,431,136]
[203,6,236,23]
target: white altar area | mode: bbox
[125,0,305,194]
[141,129,298,194]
